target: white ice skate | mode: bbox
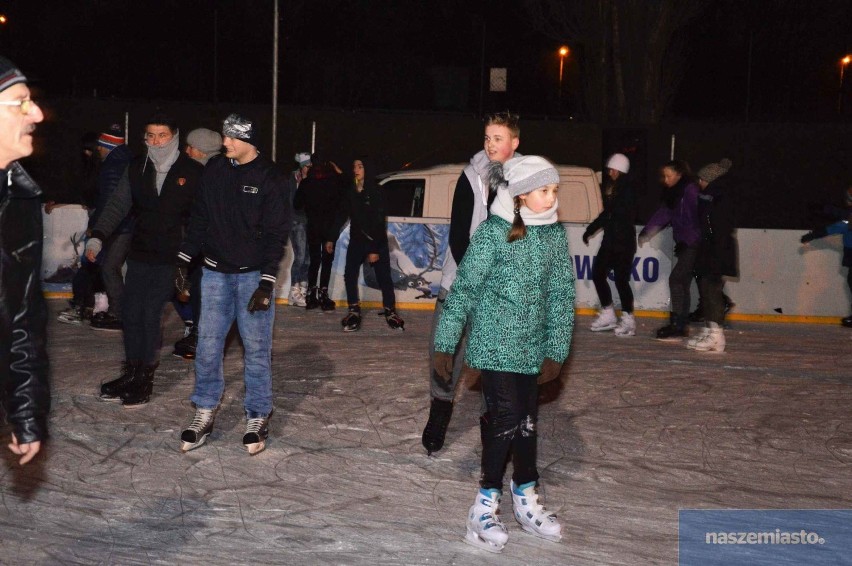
[288,285,306,307]
[614,312,636,337]
[686,326,710,349]
[464,488,509,553]
[511,481,562,542]
[590,306,617,332]
[691,322,725,353]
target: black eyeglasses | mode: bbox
[0,99,38,115]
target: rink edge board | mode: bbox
[43,292,847,325]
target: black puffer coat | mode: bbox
[0,162,50,443]
[695,175,738,278]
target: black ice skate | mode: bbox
[319,287,336,311]
[341,306,362,332]
[421,398,453,455]
[99,361,141,402]
[380,308,404,330]
[243,412,271,455]
[181,407,217,452]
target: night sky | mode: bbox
[3,0,851,121]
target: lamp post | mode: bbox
[839,55,851,114]
[558,46,569,104]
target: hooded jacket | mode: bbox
[0,162,51,443]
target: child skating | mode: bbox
[433,155,575,553]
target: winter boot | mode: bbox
[304,287,319,310]
[691,322,726,353]
[421,398,453,455]
[120,364,156,407]
[99,360,141,402]
[288,284,306,307]
[319,287,336,311]
[180,406,217,452]
[381,307,405,330]
[614,312,635,337]
[464,488,509,553]
[243,412,272,455]
[656,315,688,341]
[90,311,123,331]
[511,480,562,542]
[172,323,198,360]
[590,306,617,332]
[341,305,362,332]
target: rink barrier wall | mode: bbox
[41,208,850,325]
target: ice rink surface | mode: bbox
[1,301,850,565]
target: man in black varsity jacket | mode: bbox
[176,113,289,456]
[86,113,203,407]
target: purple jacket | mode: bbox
[641,181,700,246]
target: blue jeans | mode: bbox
[191,268,275,417]
[289,220,309,285]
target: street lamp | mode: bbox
[558,46,569,103]
[839,55,851,114]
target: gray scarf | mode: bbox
[145,133,180,194]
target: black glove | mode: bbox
[433,352,454,382]
[537,358,563,384]
[175,261,191,301]
[582,231,590,245]
[247,280,274,313]
[801,227,827,244]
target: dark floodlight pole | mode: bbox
[272,0,279,161]
[839,55,851,115]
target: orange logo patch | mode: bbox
[178,177,186,186]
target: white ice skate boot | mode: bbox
[510,481,562,542]
[686,326,710,350]
[614,312,636,337]
[590,306,617,332]
[288,285,306,307]
[180,407,217,452]
[464,488,509,553]
[692,322,725,353]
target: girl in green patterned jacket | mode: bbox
[433,155,575,553]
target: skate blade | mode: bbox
[463,530,504,553]
[590,325,616,332]
[181,434,209,453]
[520,524,562,543]
[98,396,123,403]
[245,440,266,455]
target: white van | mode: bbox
[377,163,603,222]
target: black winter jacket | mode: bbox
[93,152,203,265]
[294,164,345,238]
[584,176,637,254]
[179,154,290,285]
[329,177,389,252]
[695,175,738,278]
[0,163,50,443]
[90,144,133,233]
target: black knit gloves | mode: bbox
[247,280,274,313]
[538,358,563,384]
[582,230,591,245]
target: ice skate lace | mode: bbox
[245,417,266,435]
[519,489,556,522]
[188,409,215,432]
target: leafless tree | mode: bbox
[523,0,709,123]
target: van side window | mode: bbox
[381,179,425,217]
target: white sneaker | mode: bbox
[614,312,635,337]
[692,322,725,353]
[590,306,617,332]
[288,285,306,307]
[511,481,562,542]
[464,488,509,553]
